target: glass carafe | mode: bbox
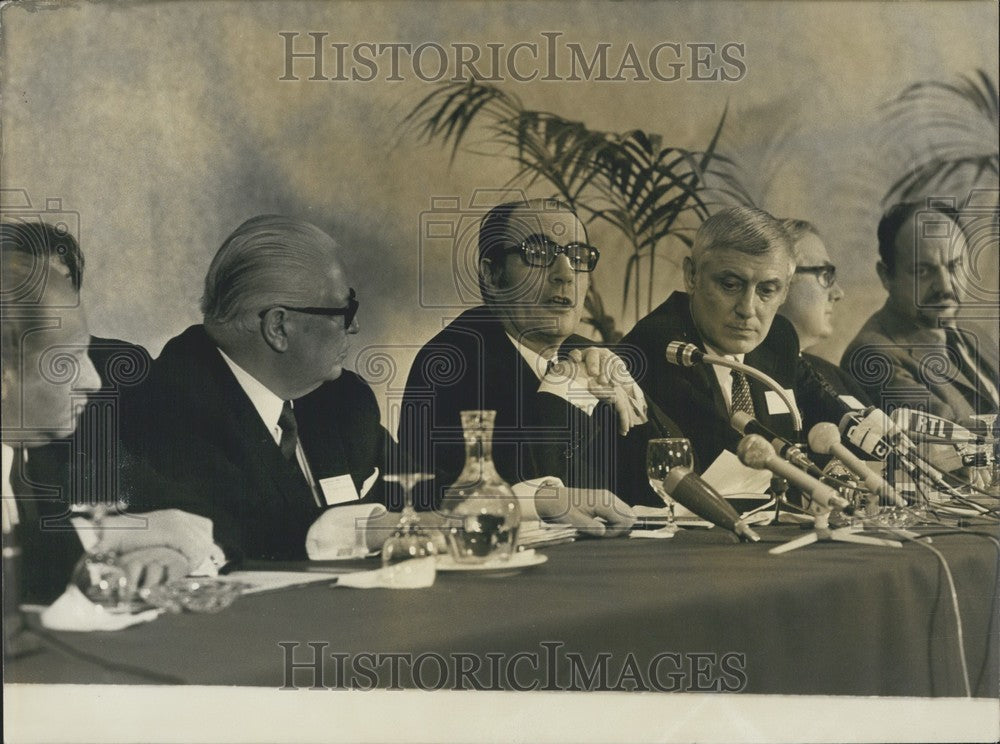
[441,411,520,563]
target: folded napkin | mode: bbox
[335,556,436,589]
[40,585,161,632]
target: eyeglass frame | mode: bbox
[258,287,359,329]
[795,264,837,289]
[500,234,601,273]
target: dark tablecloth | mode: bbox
[7,526,999,696]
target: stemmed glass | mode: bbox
[381,473,438,569]
[68,500,135,611]
[646,438,695,537]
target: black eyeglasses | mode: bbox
[795,264,837,289]
[259,288,359,329]
[502,234,600,273]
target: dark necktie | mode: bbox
[278,401,299,461]
[730,369,756,418]
[945,328,1000,412]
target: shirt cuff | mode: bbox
[306,503,388,560]
[512,477,564,522]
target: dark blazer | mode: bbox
[399,307,679,508]
[14,337,152,604]
[801,353,872,409]
[620,292,850,471]
[124,325,393,562]
[841,302,1000,420]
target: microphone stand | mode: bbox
[768,507,903,555]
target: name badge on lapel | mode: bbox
[764,389,797,416]
[319,474,359,506]
[839,395,865,411]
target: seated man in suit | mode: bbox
[841,201,998,419]
[1,241,216,609]
[621,206,850,471]
[0,222,154,516]
[124,215,396,562]
[400,198,679,529]
[777,218,872,409]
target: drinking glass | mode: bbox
[381,472,438,569]
[646,438,695,536]
[68,501,135,611]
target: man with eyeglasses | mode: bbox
[399,198,677,535]
[777,219,872,408]
[842,202,998,419]
[122,215,395,563]
[621,207,853,471]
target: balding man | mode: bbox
[621,206,850,471]
[400,199,680,533]
[124,215,394,562]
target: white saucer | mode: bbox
[436,549,548,573]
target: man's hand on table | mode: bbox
[92,508,218,572]
[118,546,190,592]
[533,486,636,537]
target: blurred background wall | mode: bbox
[2,0,996,425]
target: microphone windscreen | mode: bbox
[736,434,773,469]
[807,422,840,455]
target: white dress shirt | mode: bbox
[217,348,321,505]
[704,343,745,413]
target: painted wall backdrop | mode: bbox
[2,0,997,426]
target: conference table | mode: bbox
[7,524,999,697]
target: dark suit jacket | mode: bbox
[399,307,679,508]
[800,352,872,409]
[123,325,393,562]
[14,337,152,604]
[841,301,1000,420]
[620,292,850,471]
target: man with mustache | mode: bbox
[841,202,998,419]
[621,207,850,471]
[399,198,675,532]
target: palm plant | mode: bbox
[883,69,999,204]
[403,81,752,340]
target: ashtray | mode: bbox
[143,578,251,614]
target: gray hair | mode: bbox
[778,218,821,263]
[692,206,795,268]
[201,215,340,330]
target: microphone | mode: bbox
[664,342,803,432]
[844,408,951,490]
[839,409,893,461]
[731,411,812,471]
[889,408,986,471]
[737,434,851,513]
[808,423,905,507]
[665,341,705,367]
[663,466,760,542]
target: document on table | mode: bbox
[219,571,349,595]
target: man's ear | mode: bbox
[480,257,501,297]
[259,308,290,352]
[875,261,891,291]
[682,255,695,292]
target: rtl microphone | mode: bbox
[665,341,704,367]
[889,408,984,470]
[663,466,760,542]
[808,423,905,507]
[731,411,811,471]
[737,434,851,513]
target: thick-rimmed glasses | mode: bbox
[795,264,836,289]
[502,234,600,273]
[258,288,359,329]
